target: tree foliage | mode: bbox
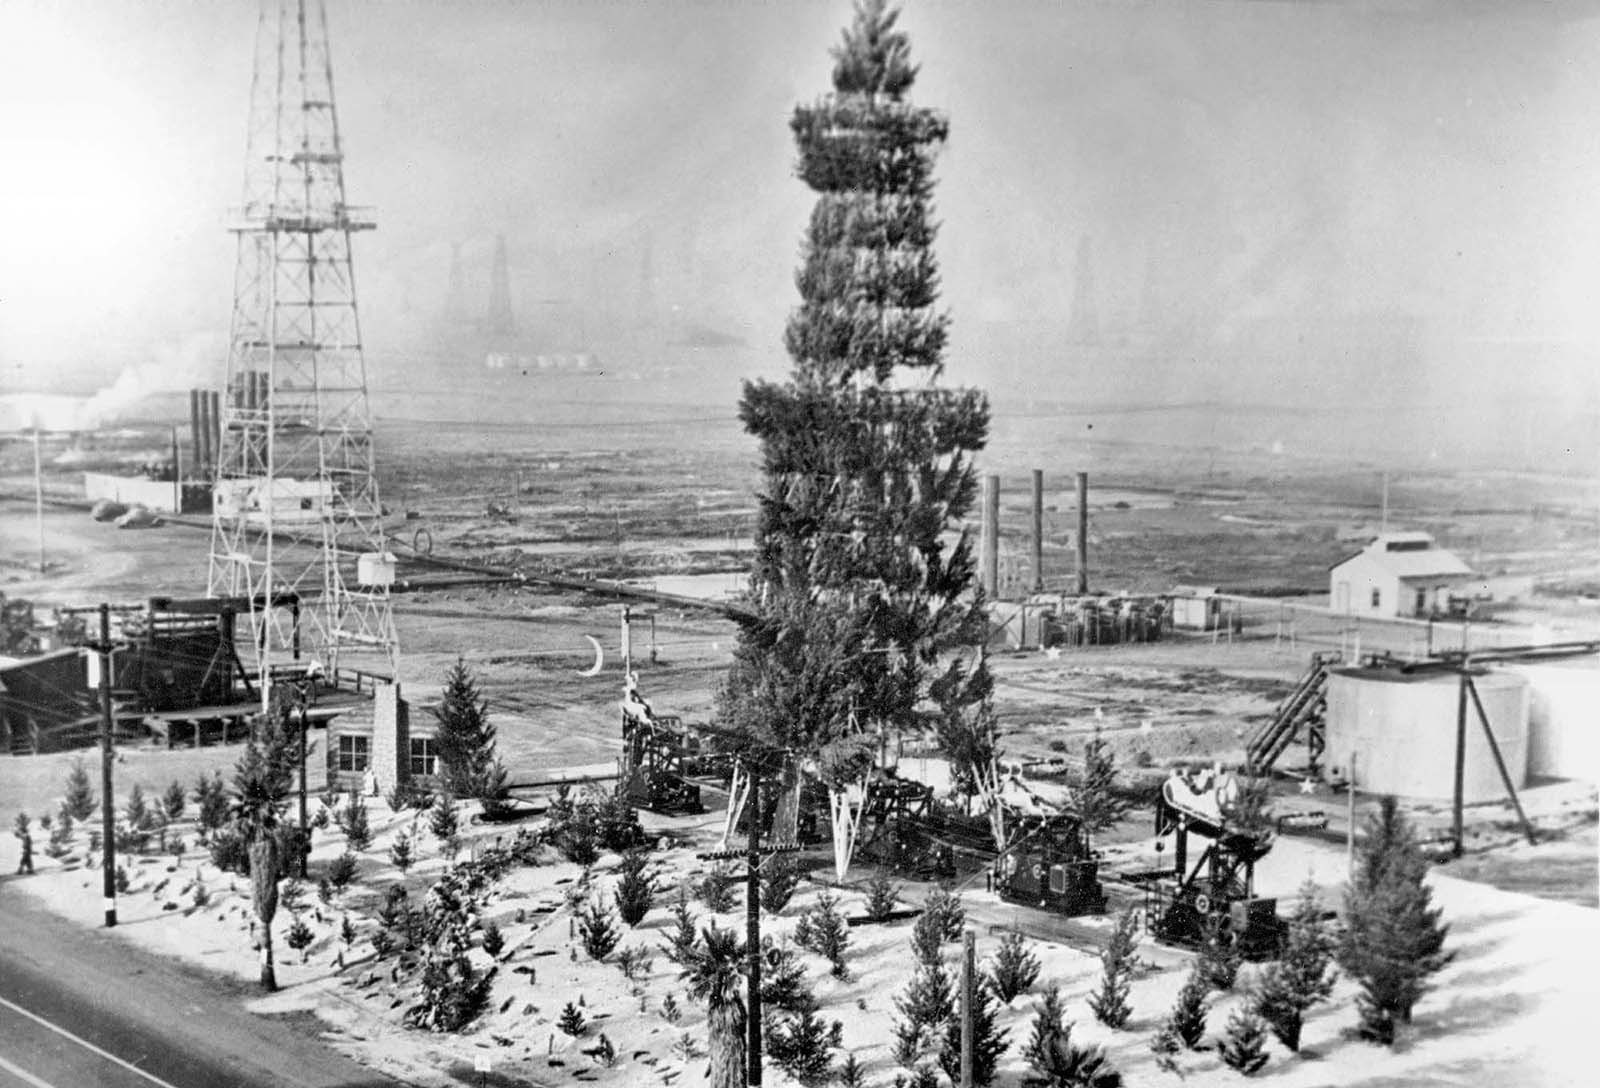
[1340,795,1453,1045]
[1067,728,1129,846]
[615,848,656,927]
[892,960,952,1068]
[939,976,1011,1087]
[1088,908,1139,1029]
[719,0,989,780]
[1219,1007,1270,1075]
[1021,987,1123,1088]
[63,757,97,821]
[1253,879,1337,1051]
[987,930,1042,1004]
[432,658,497,798]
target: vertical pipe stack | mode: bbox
[981,474,1000,598]
[208,390,221,473]
[1076,471,1089,595]
[189,390,203,476]
[1031,469,1045,594]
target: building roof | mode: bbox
[1330,543,1474,579]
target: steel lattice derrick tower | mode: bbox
[208,0,398,697]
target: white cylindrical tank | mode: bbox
[1324,666,1529,804]
[1508,661,1600,785]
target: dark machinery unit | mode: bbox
[620,712,709,814]
[993,812,1106,916]
[1139,770,1285,959]
[853,771,956,879]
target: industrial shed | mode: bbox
[1329,531,1477,618]
[326,683,441,795]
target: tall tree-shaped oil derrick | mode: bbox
[1067,234,1100,345]
[721,0,990,869]
[209,0,398,695]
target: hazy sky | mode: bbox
[2,0,1598,462]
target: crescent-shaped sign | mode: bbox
[579,635,604,677]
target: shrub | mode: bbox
[337,791,371,851]
[662,883,699,964]
[326,851,358,892]
[370,928,394,959]
[195,772,229,837]
[797,891,850,978]
[660,992,681,1023]
[1198,912,1241,991]
[594,788,644,852]
[1165,965,1210,1050]
[162,780,186,820]
[761,851,803,914]
[767,1008,842,1087]
[285,915,315,962]
[191,880,210,909]
[616,945,653,982]
[428,791,458,843]
[579,898,620,961]
[558,813,600,866]
[614,848,655,926]
[339,914,357,947]
[865,870,901,922]
[587,1032,617,1067]
[1218,1007,1269,1075]
[939,977,1010,1087]
[760,939,817,1015]
[697,862,738,913]
[480,918,505,957]
[208,827,251,875]
[1087,908,1139,1029]
[988,930,1042,1003]
[278,878,308,915]
[1253,879,1337,1052]
[558,1001,587,1036]
[892,961,952,1069]
[389,831,414,874]
[910,907,944,966]
[838,1052,866,1088]
[925,886,965,941]
[64,757,97,821]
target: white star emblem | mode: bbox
[1141,719,1153,734]
[1044,646,1062,661]
[1299,777,1317,794]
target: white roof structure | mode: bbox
[1331,531,1474,580]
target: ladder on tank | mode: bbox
[1244,652,1340,776]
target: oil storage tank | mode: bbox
[1323,666,1529,804]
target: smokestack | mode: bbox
[171,427,181,512]
[208,390,221,474]
[190,390,203,476]
[1031,469,1044,594]
[1076,472,1089,595]
[981,474,1000,598]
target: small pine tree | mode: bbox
[939,977,1011,1087]
[196,771,230,837]
[760,851,802,914]
[698,861,738,913]
[433,658,497,798]
[370,928,394,959]
[838,1051,867,1088]
[428,791,458,843]
[865,870,901,922]
[1254,879,1337,1051]
[926,886,966,941]
[558,1000,587,1036]
[1166,965,1210,1050]
[761,939,818,1015]
[1024,1025,1123,1088]
[1340,796,1453,1045]
[124,784,152,832]
[594,786,643,852]
[987,930,1042,1003]
[63,757,97,821]
[660,992,681,1023]
[892,960,953,1068]
[799,891,850,978]
[481,919,505,957]
[579,898,621,961]
[768,1007,841,1087]
[1219,1007,1270,1075]
[326,851,358,892]
[285,915,315,962]
[1198,913,1242,991]
[1021,985,1069,1069]
[338,791,371,851]
[389,831,414,874]
[1087,908,1139,1029]
[162,780,186,820]
[910,907,945,967]
[662,882,700,964]
[1068,727,1130,850]
[615,848,655,927]
[339,914,356,947]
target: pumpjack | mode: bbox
[618,674,724,814]
[1141,765,1285,959]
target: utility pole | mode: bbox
[98,603,117,927]
[297,702,309,878]
[696,758,800,1088]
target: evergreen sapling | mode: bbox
[865,870,901,922]
[614,848,655,926]
[987,930,1042,1003]
[1219,1007,1270,1075]
[1253,879,1337,1051]
[1165,965,1210,1050]
[63,757,97,821]
[579,898,620,961]
[1088,907,1139,1029]
[939,976,1011,1087]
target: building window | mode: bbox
[409,737,437,777]
[336,734,370,773]
[1370,588,1381,609]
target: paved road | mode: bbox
[0,884,402,1088]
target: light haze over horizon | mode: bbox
[2,0,1598,469]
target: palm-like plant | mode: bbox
[680,923,748,1088]
[232,740,285,990]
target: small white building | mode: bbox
[1329,531,1475,618]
